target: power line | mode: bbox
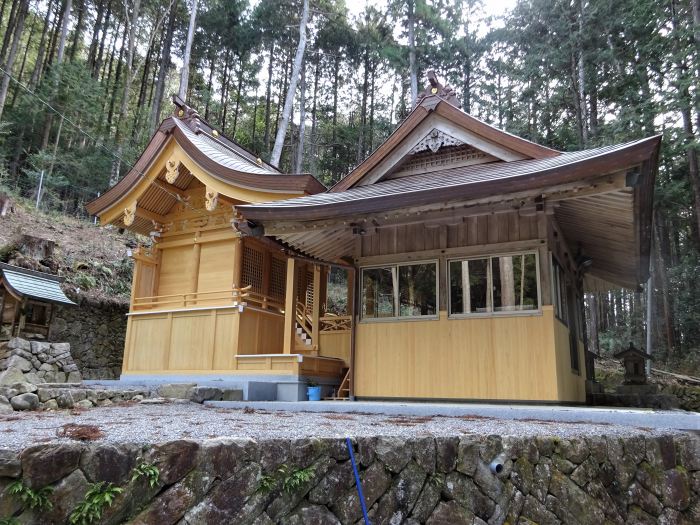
[0,64,209,219]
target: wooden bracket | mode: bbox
[165,156,179,183]
[123,202,137,226]
[205,187,219,211]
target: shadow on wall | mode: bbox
[49,295,128,380]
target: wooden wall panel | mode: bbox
[319,332,351,365]
[237,309,284,355]
[126,315,171,371]
[135,264,156,298]
[197,240,235,293]
[360,211,542,258]
[212,312,238,370]
[168,312,215,370]
[354,306,573,401]
[553,318,587,402]
[158,245,193,296]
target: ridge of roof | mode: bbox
[0,263,76,306]
[239,135,661,221]
[0,262,63,282]
[330,95,561,193]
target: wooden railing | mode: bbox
[246,291,284,314]
[132,286,251,311]
[296,300,313,340]
[320,314,352,333]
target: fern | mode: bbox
[130,463,160,488]
[256,474,276,495]
[281,465,315,494]
[0,517,20,525]
[69,482,123,525]
[7,481,53,511]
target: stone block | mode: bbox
[375,436,413,473]
[0,449,21,478]
[21,443,84,488]
[43,399,59,410]
[67,371,82,383]
[10,392,40,411]
[0,367,27,386]
[190,386,224,403]
[0,395,13,414]
[6,355,32,372]
[10,382,37,394]
[6,338,31,351]
[42,469,89,524]
[81,444,138,485]
[157,383,196,399]
[425,500,474,525]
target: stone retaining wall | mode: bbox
[0,338,81,385]
[49,296,128,380]
[0,433,698,524]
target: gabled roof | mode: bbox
[331,90,560,192]
[0,263,75,305]
[239,136,660,222]
[85,98,325,218]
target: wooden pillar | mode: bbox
[232,236,243,289]
[190,240,201,306]
[347,268,355,317]
[282,257,298,354]
[130,257,142,307]
[311,264,322,349]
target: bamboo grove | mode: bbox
[0,0,699,371]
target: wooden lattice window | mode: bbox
[395,145,488,175]
[269,256,287,300]
[242,244,264,293]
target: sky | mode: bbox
[345,0,519,20]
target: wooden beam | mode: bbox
[282,258,298,354]
[232,237,243,288]
[135,207,167,225]
[153,179,189,199]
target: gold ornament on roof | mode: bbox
[205,188,219,211]
[165,157,179,183]
[212,130,219,138]
[123,202,136,226]
[256,157,263,166]
[178,109,184,117]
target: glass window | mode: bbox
[449,253,539,316]
[361,267,395,319]
[399,264,437,316]
[361,262,437,320]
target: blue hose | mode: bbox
[346,436,371,525]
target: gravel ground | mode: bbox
[0,401,684,450]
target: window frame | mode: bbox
[359,259,440,323]
[447,250,542,319]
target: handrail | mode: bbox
[132,286,252,311]
[320,315,352,333]
[295,300,313,341]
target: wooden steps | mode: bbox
[324,367,351,400]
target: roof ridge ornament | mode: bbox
[410,128,465,154]
[416,70,461,109]
[172,94,202,131]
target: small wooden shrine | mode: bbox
[0,263,75,340]
[614,343,652,385]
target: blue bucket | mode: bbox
[307,385,322,401]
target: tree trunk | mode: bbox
[294,59,306,174]
[270,0,309,168]
[87,0,105,70]
[0,0,29,122]
[653,214,676,354]
[204,49,215,120]
[232,59,243,136]
[93,0,112,78]
[29,0,53,89]
[110,0,141,186]
[407,0,417,106]
[0,0,19,66]
[9,11,37,107]
[55,0,72,65]
[149,0,176,134]
[69,0,85,61]
[178,0,198,101]
[220,49,231,130]
[263,42,274,153]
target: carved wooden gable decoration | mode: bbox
[333,71,559,191]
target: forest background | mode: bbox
[0,0,699,374]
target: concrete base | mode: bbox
[87,373,340,402]
[203,400,700,430]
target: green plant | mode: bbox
[130,462,160,488]
[428,472,444,488]
[256,474,276,495]
[7,480,53,511]
[69,482,123,525]
[0,516,20,525]
[280,465,315,494]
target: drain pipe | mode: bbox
[346,437,371,525]
[349,265,357,401]
[489,453,507,475]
